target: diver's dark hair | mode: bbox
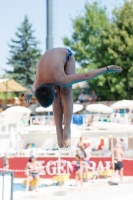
[35,84,55,108]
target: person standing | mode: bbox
[81,143,91,182]
[109,144,124,184]
[75,154,83,188]
[2,153,9,170]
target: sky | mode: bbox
[0,0,124,74]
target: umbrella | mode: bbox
[72,81,89,89]
[2,106,31,114]
[0,78,27,104]
[111,100,133,109]
[35,105,53,112]
[92,121,124,130]
[73,104,83,113]
[0,79,27,92]
[86,104,113,113]
[36,104,83,113]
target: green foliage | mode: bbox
[6,16,41,88]
[64,1,133,100]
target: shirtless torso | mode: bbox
[114,146,124,162]
[34,48,68,89]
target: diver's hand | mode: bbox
[23,89,33,104]
[106,65,122,73]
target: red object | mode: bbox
[0,157,133,178]
[98,139,104,150]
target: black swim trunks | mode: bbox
[66,48,73,63]
[30,172,39,178]
[114,161,123,170]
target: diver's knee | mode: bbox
[60,87,72,97]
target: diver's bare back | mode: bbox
[35,48,68,88]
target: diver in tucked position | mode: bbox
[24,47,122,148]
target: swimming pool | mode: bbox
[13,183,59,192]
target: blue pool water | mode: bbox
[13,183,47,192]
[13,183,58,192]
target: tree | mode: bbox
[7,16,41,88]
[63,1,133,100]
[98,0,133,99]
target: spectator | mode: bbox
[75,154,83,188]
[78,90,87,103]
[28,100,39,116]
[87,116,94,126]
[109,144,124,184]
[78,137,83,149]
[111,110,120,123]
[33,118,41,125]
[2,153,9,170]
[120,139,127,151]
[106,100,110,107]
[81,142,91,182]
[130,119,133,125]
[25,156,44,192]
[98,136,105,150]
[17,132,25,156]
[14,97,20,106]
[90,90,97,104]
[106,116,111,122]
[49,118,55,127]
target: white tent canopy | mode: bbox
[0,78,27,92]
[111,100,133,109]
[36,104,83,113]
[73,104,83,113]
[1,106,31,114]
[35,106,53,112]
[72,81,89,89]
[86,104,113,114]
[92,121,133,131]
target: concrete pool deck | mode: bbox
[13,177,133,200]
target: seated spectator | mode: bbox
[106,100,110,107]
[87,116,94,126]
[78,90,87,103]
[25,156,44,192]
[33,118,41,125]
[90,90,97,104]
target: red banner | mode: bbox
[0,157,133,178]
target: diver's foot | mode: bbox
[63,130,71,148]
